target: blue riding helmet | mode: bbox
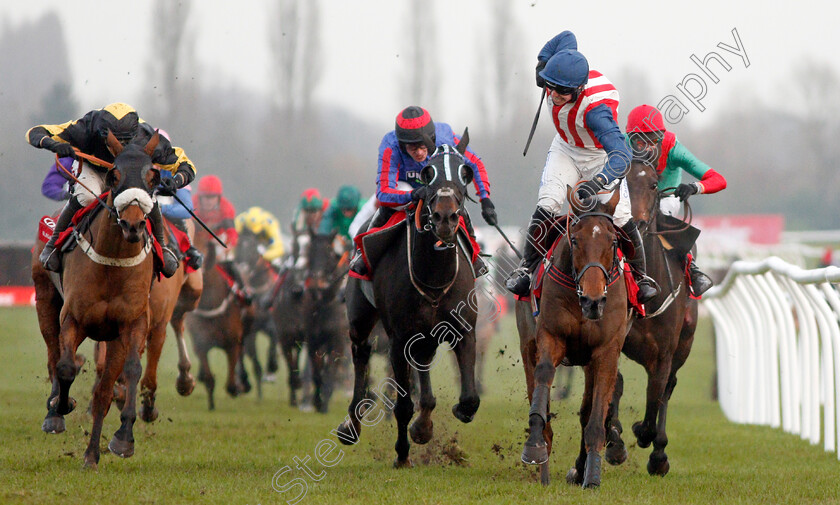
[539,49,590,89]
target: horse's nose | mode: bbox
[580,295,606,320]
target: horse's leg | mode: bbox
[195,339,215,411]
[265,323,280,379]
[225,340,243,398]
[83,339,125,469]
[247,328,264,399]
[632,356,672,449]
[579,347,621,489]
[109,324,146,458]
[280,336,301,407]
[648,373,677,476]
[452,329,480,423]
[139,321,167,423]
[237,330,254,395]
[55,317,85,417]
[522,328,563,469]
[566,365,593,486]
[409,364,436,445]
[391,346,414,468]
[35,284,65,433]
[605,370,628,465]
[86,341,106,414]
[171,313,196,396]
[309,344,328,413]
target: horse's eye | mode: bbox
[570,237,577,247]
[650,182,657,190]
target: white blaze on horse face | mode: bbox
[592,225,602,238]
[114,188,154,215]
[638,170,646,177]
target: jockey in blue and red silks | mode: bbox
[349,106,497,277]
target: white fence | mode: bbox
[703,256,840,458]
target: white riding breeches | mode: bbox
[71,161,108,207]
[659,195,680,217]
[537,134,632,227]
[349,181,415,238]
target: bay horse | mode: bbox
[269,260,308,407]
[33,131,163,468]
[185,225,248,410]
[91,220,203,421]
[336,136,481,468]
[302,230,350,413]
[520,189,631,488]
[235,228,281,398]
[604,160,699,476]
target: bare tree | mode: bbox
[268,0,322,117]
[402,0,439,107]
[145,0,195,128]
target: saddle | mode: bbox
[349,210,479,282]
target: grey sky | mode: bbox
[3,0,838,128]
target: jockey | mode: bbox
[318,185,363,242]
[626,104,727,296]
[505,32,659,303]
[348,106,496,276]
[290,188,328,262]
[27,102,193,278]
[235,206,286,269]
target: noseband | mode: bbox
[569,212,619,298]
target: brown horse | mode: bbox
[33,131,162,468]
[604,160,699,476]
[91,219,203,420]
[185,225,248,410]
[520,190,631,488]
[337,139,481,468]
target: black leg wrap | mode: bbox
[529,384,550,423]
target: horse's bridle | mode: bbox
[416,186,466,247]
[568,212,620,298]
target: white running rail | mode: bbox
[703,256,840,458]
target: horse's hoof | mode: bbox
[140,404,159,423]
[605,442,627,466]
[175,374,196,396]
[335,420,360,446]
[53,397,77,416]
[647,453,670,476]
[451,401,478,423]
[393,458,413,469]
[632,421,652,448]
[582,451,601,489]
[226,383,241,397]
[83,458,98,471]
[108,437,135,458]
[240,380,252,394]
[521,442,549,465]
[539,462,550,486]
[42,415,65,434]
[409,419,433,445]
[566,468,582,485]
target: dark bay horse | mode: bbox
[33,131,163,468]
[235,228,281,398]
[185,225,248,410]
[269,260,308,407]
[605,160,699,476]
[302,231,350,413]
[520,190,631,488]
[337,137,481,468]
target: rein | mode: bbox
[407,215,460,307]
[647,187,694,236]
[549,212,621,296]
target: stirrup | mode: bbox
[40,244,61,272]
[185,247,203,269]
[689,269,713,297]
[505,267,531,297]
[349,252,367,276]
[160,247,179,278]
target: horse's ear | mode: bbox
[106,167,122,189]
[144,130,161,156]
[146,167,161,191]
[456,127,469,155]
[459,165,473,186]
[105,130,123,156]
[420,165,437,185]
[604,187,620,215]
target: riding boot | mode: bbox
[460,210,487,277]
[349,207,395,276]
[687,258,714,297]
[40,196,83,272]
[171,218,204,269]
[621,220,660,304]
[505,207,553,296]
[150,203,179,278]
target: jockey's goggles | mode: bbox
[545,82,578,96]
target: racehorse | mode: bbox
[336,136,481,468]
[605,160,699,476]
[302,230,350,413]
[235,228,281,399]
[90,220,203,421]
[32,131,163,468]
[520,189,631,488]
[185,224,248,410]
[269,259,308,407]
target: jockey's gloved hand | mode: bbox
[575,179,603,204]
[481,198,498,226]
[535,60,547,88]
[411,186,428,203]
[674,183,699,201]
[159,177,179,196]
[50,142,77,159]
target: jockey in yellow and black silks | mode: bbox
[27,102,197,277]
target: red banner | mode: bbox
[0,286,36,306]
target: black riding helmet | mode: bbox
[395,106,436,152]
[95,103,140,144]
